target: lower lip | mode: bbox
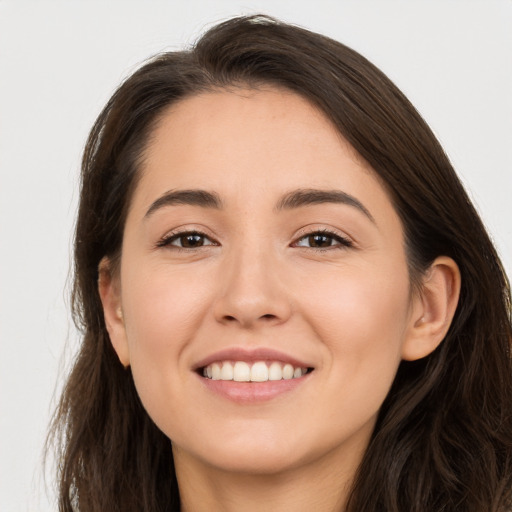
[198,373,312,403]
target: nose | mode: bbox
[213,244,292,329]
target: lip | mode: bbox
[198,374,312,403]
[192,347,313,371]
[192,347,314,404]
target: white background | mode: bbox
[1,1,511,510]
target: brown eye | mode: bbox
[157,231,217,249]
[179,234,206,248]
[308,234,334,248]
[295,231,352,250]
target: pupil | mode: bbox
[310,234,330,247]
[183,234,203,248]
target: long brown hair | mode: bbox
[48,15,512,511]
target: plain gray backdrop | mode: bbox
[1,1,511,510]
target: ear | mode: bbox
[401,256,461,361]
[98,257,130,367]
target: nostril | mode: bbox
[218,310,285,327]
[222,313,277,323]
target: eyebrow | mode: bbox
[144,187,374,223]
[275,188,375,223]
[145,189,223,218]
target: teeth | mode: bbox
[211,363,221,380]
[233,361,251,382]
[282,363,294,380]
[250,361,268,382]
[268,361,283,381]
[202,360,308,382]
[221,362,234,380]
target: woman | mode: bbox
[49,14,512,512]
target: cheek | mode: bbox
[119,262,220,438]
[120,263,215,394]
[123,262,213,346]
[299,262,411,379]
[296,266,410,438]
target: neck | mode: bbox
[173,444,363,512]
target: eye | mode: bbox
[294,230,353,250]
[157,231,217,249]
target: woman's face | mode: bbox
[107,87,422,476]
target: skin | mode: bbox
[99,87,460,511]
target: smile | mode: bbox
[202,361,309,382]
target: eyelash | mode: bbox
[293,229,353,251]
[156,228,353,252]
[156,230,218,251]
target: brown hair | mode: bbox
[48,15,512,511]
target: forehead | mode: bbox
[132,87,396,225]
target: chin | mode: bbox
[201,446,305,475]
[173,425,310,475]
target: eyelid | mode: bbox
[154,225,355,251]
[155,227,219,249]
[291,227,354,250]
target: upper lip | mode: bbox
[192,347,313,371]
